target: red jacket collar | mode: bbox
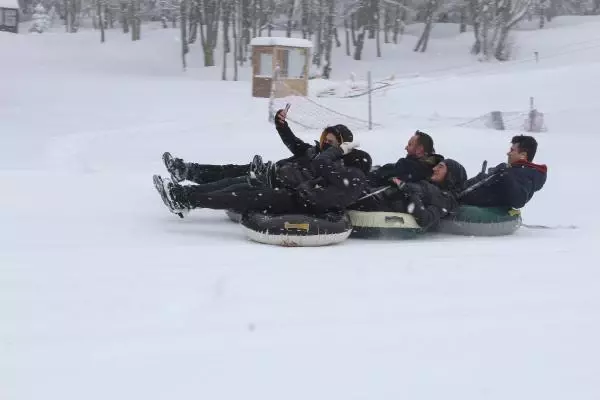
[512,159,547,173]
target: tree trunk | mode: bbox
[238,0,245,65]
[469,0,480,54]
[322,0,335,77]
[233,0,239,80]
[188,0,198,44]
[223,0,231,53]
[106,7,114,28]
[267,0,275,36]
[65,0,71,32]
[383,3,390,43]
[97,0,105,42]
[301,0,308,38]
[459,5,467,33]
[257,0,264,36]
[376,6,381,57]
[251,0,257,38]
[344,17,350,56]
[129,0,135,40]
[494,27,509,60]
[286,0,294,37]
[353,29,365,60]
[241,0,251,45]
[414,2,435,52]
[350,12,357,45]
[334,27,341,47]
[199,0,221,67]
[121,2,129,33]
[367,0,377,39]
[392,4,400,43]
[313,0,323,66]
[223,1,230,80]
[181,0,188,70]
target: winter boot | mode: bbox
[153,174,190,218]
[247,161,274,187]
[162,152,189,183]
[249,155,264,175]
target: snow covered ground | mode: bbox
[2,16,600,400]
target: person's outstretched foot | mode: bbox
[153,174,189,218]
[162,152,188,183]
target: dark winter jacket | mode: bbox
[396,158,467,230]
[402,181,460,230]
[275,119,321,167]
[293,146,371,214]
[368,153,444,186]
[274,112,356,164]
[460,160,547,209]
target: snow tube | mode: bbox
[438,205,521,236]
[348,210,422,239]
[241,211,353,247]
[225,210,242,223]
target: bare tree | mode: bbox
[96,0,105,42]
[286,0,295,37]
[375,1,381,57]
[414,0,441,52]
[322,0,335,77]
[233,0,239,80]
[197,0,222,66]
[181,0,189,69]
[470,0,532,60]
[129,0,141,41]
[64,0,81,32]
[222,0,232,80]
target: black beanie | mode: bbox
[443,159,467,190]
[324,124,353,143]
[342,149,372,174]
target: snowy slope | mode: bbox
[2,16,600,400]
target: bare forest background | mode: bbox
[19,0,600,77]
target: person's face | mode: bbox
[323,132,340,148]
[405,135,424,157]
[507,143,527,164]
[430,162,448,184]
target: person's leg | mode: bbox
[176,185,297,214]
[188,176,250,194]
[186,163,250,184]
[163,152,265,184]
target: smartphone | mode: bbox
[284,103,291,113]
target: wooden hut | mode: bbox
[250,36,313,98]
[0,0,19,34]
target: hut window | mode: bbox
[258,52,273,77]
[279,48,305,79]
[4,9,17,26]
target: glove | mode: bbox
[487,162,509,175]
[339,141,360,155]
[382,177,406,198]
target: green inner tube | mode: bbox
[439,205,522,236]
[447,205,521,223]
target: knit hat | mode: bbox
[442,159,467,191]
[342,149,372,175]
[320,124,353,149]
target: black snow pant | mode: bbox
[181,186,301,215]
[188,176,250,194]
[186,163,250,184]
